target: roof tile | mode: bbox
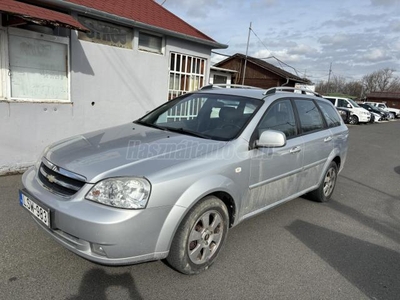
[66,0,215,42]
[0,0,88,31]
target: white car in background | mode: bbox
[364,102,400,119]
[323,96,371,125]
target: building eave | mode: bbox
[210,66,238,74]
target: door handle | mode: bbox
[290,146,301,154]
[324,136,332,142]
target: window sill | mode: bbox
[138,48,163,55]
[0,99,73,104]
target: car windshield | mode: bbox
[348,98,360,108]
[137,93,262,141]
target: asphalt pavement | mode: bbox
[1,120,399,300]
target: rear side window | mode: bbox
[317,101,342,127]
[294,99,325,133]
[325,98,335,105]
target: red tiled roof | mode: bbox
[367,92,400,99]
[65,0,215,42]
[0,0,88,31]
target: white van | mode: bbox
[323,96,370,125]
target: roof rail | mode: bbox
[263,86,322,97]
[200,84,261,90]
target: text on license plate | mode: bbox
[20,192,50,227]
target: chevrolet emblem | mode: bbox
[47,175,56,183]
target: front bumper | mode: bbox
[358,114,371,123]
[21,167,173,265]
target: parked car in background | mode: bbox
[335,107,352,124]
[370,111,381,122]
[368,112,376,123]
[19,85,349,275]
[359,103,389,121]
[364,102,400,118]
[323,96,370,125]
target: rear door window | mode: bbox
[317,101,342,128]
[294,99,325,133]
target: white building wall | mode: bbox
[0,26,212,175]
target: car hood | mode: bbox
[44,123,226,182]
[354,107,369,114]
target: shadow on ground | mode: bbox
[66,268,143,300]
[286,220,400,300]
[329,199,400,244]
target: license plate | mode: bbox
[19,191,51,228]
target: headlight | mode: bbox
[86,177,151,209]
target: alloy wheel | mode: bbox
[323,167,336,197]
[348,115,358,125]
[187,210,224,265]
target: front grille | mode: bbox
[38,162,86,196]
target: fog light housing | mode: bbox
[91,243,107,256]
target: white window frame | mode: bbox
[0,27,9,100]
[138,31,164,55]
[168,52,206,100]
[5,27,71,102]
[213,74,228,85]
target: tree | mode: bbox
[315,76,362,98]
[316,68,400,98]
[362,68,400,96]
[342,81,362,98]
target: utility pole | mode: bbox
[327,62,332,94]
[242,22,252,85]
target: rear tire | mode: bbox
[167,196,229,275]
[309,161,338,203]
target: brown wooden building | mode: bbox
[213,53,310,88]
[366,92,400,108]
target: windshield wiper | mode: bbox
[134,120,167,131]
[163,127,210,139]
[135,121,210,139]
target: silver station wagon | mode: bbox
[20,85,349,274]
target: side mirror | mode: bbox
[256,130,286,148]
[347,104,352,108]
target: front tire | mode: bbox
[167,196,229,275]
[309,161,338,202]
[348,115,359,125]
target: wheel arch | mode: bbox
[316,151,342,188]
[154,175,240,254]
[332,155,341,170]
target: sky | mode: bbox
[160,0,400,83]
